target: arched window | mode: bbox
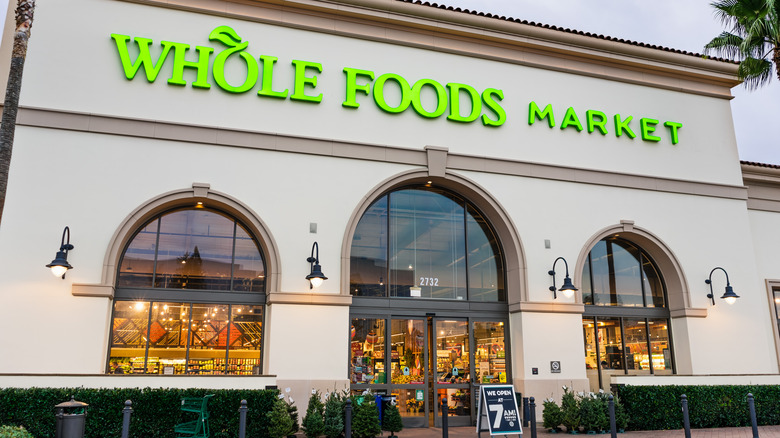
[108,207,266,375]
[350,186,505,301]
[581,237,673,391]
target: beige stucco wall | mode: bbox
[0,0,774,409]
[20,0,742,185]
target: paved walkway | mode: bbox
[398,425,780,437]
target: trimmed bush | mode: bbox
[617,384,780,431]
[0,387,276,438]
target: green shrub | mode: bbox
[578,394,606,433]
[267,396,295,438]
[0,425,35,438]
[302,390,325,438]
[322,391,345,438]
[617,384,780,430]
[541,398,562,430]
[559,386,580,433]
[0,387,277,438]
[381,401,403,437]
[351,396,380,438]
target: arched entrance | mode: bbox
[344,174,523,427]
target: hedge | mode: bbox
[0,387,278,438]
[617,384,780,430]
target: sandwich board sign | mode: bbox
[477,384,522,436]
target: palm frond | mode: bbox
[738,56,773,88]
[705,31,747,58]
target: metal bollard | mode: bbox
[747,393,759,438]
[529,397,537,438]
[441,397,448,438]
[523,397,530,427]
[608,395,617,438]
[345,399,352,438]
[238,399,248,438]
[121,400,132,438]
[681,394,691,438]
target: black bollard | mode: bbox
[748,393,759,438]
[529,397,537,438]
[608,395,617,438]
[523,397,530,427]
[121,400,132,438]
[681,394,691,438]
[238,399,248,438]
[441,397,448,438]
[345,399,352,438]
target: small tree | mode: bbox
[381,400,403,437]
[542,398,563,431]
[302,390,325,438]
[351,396,381,438]
[560,386,580,433]
[578,394,605,433]
[267,395,295,438]
[287,398,300,435]
[322,391,345,438]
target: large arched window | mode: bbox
[581,237,674,391]
[108,206,266,375]
[350,186,505,302]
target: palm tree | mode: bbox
[0,0,36,226]
[704,0,780,89]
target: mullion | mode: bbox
[645,317,654,375]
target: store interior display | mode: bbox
[109,301,262,375]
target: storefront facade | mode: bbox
[1,0,780,427]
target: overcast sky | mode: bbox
[437,0,780,165]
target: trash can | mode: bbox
[54,396,89,438]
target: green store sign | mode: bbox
[111,26,682,144]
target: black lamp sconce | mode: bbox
[549,256,577,299]
[305,241,328,289]
[705,267,739,305]
[46,226,74,279]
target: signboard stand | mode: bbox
[476,384,522,437]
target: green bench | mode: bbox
[174,394,214,438]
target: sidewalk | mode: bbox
[398,425,780,437]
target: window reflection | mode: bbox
[117,208,265,292]
[350,187,505,302]
[583,238,664,308]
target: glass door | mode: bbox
[388,318,428,428]
[433,319,471,427]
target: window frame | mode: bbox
[582,237,675,389]
[108,205,267,375]
[349,185,507,302]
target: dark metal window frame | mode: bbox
[108,206,267,375]
[583,237,676,388]
[351,185,507,303]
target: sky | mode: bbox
[436,0,780,165]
